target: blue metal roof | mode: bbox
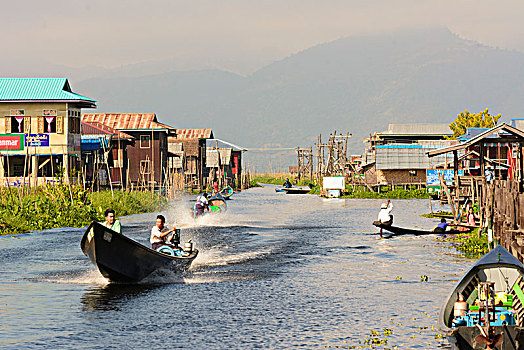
[0,78,96,103]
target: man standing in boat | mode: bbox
[374,199,393,237]
[150,215,177,250]
[102,209,122,234]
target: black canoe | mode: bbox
[81,222,198,283]
[281,187,311,194]
[372,222,467,236]
[439,246,524,349]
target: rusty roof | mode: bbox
[176,128,213,139]
[81,121,134,140]
[82,113,173,130]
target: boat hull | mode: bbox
[81,222,198,283]
[439,246,524,349]
[281,187,310,194]
[373,223,465,236]
[445,325,524,349]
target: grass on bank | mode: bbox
[0,185,167,236]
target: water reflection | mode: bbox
[81,284,158,312]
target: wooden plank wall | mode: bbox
[482,180,524,261]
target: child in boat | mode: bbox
[466,207,479,226]
[433,218,449,232]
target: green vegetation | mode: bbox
[439,228,490,258]
[448,108,501,139]
[341,187,430,199]
[0,184,167,236]
[421,211,452,218]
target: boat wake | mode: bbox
[34,269,109,286]
[191,247,273,268]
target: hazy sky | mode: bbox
[2,0,524,75]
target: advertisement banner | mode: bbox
[0,134,24,150]
[25,134,50,147]
[426,169,464,186]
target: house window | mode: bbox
[409,170,417,176]
[140,135,151,148]
[8,110,26,133]
[140,160,151,174]
[42,109,57,133]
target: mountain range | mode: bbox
[72,27,524,170]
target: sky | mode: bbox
[2,0,524,77]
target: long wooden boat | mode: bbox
[281,187,311,194]
[219,186,234,200]
[439,245,524,349]
[81,222,198,283]
[372,222,466,236]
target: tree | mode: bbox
[448,108,501,139]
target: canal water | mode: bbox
[0,186,474,349]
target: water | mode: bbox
[0,186,474,349]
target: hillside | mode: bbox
[76,28,524,169]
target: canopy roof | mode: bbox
[0,78,96,107]
[427,123,524,157]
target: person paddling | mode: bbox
[373,199,393,237]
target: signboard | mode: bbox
[0,134,24,151]
[323,176,345,190]
[426,169,464,186]
[25,134,49,147]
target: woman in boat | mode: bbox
[195,192,210,216]
[102,209,121,234]
[150,215,177,250]
[283,178,292,188]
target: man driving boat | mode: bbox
[150,215,177,250]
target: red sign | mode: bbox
[0,134,24,150]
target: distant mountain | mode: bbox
[75,27,524,170]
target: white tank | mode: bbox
[184,240,193,252]
[454,294,468,317]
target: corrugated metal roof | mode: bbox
[82,113,172,130]
[385,123,452,135]
[81,121,134,140]
[0,78,96,103]
[206,138,246,151]
[176,129,213,139]
[511,119,524,132]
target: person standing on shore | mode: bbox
[102,209,122,234]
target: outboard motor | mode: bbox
[171,229,181,246]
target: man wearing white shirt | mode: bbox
[374,199,393,237]
[150,215,176,250]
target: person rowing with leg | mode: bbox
[373,199,393,238]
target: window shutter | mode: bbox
[38,116,45,133]
[5,117,11,134]
[23,116,31,134]
[56,116,64,134]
